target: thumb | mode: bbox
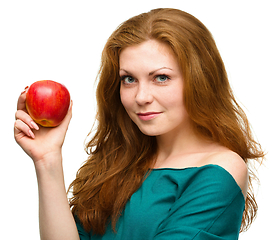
[58,100,73,133]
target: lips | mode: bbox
[137,112,162,121]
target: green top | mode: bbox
[75,164,245,240]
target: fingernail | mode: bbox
[25,86,29,90]
[30,121,39,130]
[28,130,35,139]
[67,100,73,111]
[20,90,26,95]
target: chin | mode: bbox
[137,126,163,137]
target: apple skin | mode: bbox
[26,80,71,127]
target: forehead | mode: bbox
[119,40,179,71]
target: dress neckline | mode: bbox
[149,164,245,201]
[151,163,218,171]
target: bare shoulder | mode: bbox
[204,150,248,198]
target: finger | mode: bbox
[17,91,27,111]
[58,100,73,132]
[15,110,39,130]
[14,119,35,140]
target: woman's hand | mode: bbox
[15,89,80,240]
[14,88,73,166]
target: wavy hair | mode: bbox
[68,8,265,235]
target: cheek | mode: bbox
[164,88,184,109]
[120,89,133,111]
[163,92,188,120]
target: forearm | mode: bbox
[35,153,80,240]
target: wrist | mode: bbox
[34,151,63,177]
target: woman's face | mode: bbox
[119,39,189,137]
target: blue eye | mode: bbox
[155,75,170,82]
[121,75,135,84]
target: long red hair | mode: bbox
[68,8,265,235]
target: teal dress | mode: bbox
[75,164,245,239]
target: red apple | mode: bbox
[26,80,71,127]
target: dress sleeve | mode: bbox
[74,215,90,240]
[154,165,245,240]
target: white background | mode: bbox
[1,0,273,239]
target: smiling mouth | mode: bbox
[137,112,162,121]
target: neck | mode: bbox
[154,121,212,168]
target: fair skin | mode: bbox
[14,39,248,239]
[119,39,248,198]
[14,92,80,240]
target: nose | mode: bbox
[135,82,153,105]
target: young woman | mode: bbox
[14,8,264,240]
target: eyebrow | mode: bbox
[119,67,173,76]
